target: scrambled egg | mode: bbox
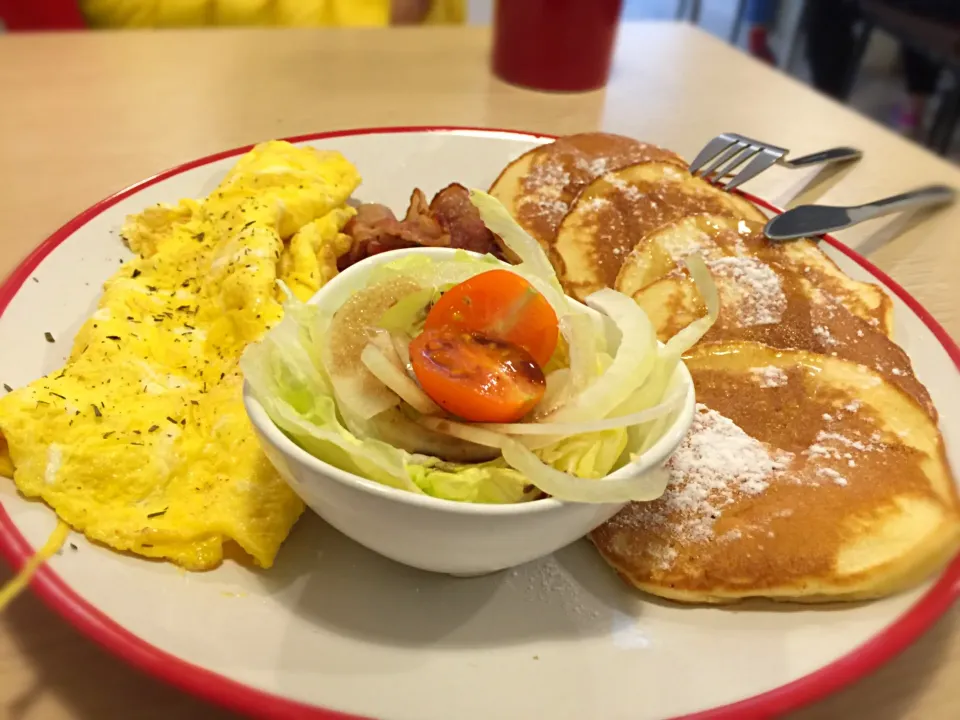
[0,141,360,570]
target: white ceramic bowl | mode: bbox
[244,248,695,576]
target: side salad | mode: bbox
[241,190,718,504]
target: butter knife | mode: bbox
[764,184,956,241]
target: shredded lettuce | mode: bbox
[366,250,500,292]
[376,288,438,336]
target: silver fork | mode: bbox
[689,132,863,191]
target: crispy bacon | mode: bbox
[339,190,447,270]
[340,184,504,270]
[428,183,502,257]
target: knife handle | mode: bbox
[786,146,862,167]
[849,184,956,223]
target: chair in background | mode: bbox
[857,0,960,154]
[675,0,751,40]
[675,0,702,22]
[727,0,752,44]
[677,0,801,69]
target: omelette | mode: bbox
[0,141,360,570]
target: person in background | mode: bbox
[895,50,944,137]
[804,0,960,137]
[79,0,464,27]
[803,0,861,101]
[743,0,778,66]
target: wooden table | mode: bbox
[0,22,957,720]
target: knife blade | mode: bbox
[764,184,955,241]
[763,205,855,241]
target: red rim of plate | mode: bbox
[0,126,958,720]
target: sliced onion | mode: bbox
[469,189,559,291]
[390,331,414,377]
[501,441,672,503]
[533,368,571,417]
[563,313,599,392]
[418,416,672,503]
[470,190,608,335]
[367,329,400,364]
[361,342,443,416]
[530,311,608,422]
[476,388,685,435]
[541,289,657,424]
[321,298,402,421]
[631,253,720,456]
[417,416,506,449]
[665,253,720,358]
[369,408,500,463]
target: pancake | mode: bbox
[590,342,960,603]
[634,271,933,418]
[656,277,924,415]
[611,214,932,415]
[552,163,767,301]
[488,133,685,257]
[614,214,893,336]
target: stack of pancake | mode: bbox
[490,133,960,603]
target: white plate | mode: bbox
[1,128,958,720]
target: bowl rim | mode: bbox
[243,247,696,516]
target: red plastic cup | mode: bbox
[492,0,624,92]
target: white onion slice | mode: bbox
[418,416,672,503]
[531,311,608,420]
[417,416,506,449]
[542,289,656,424]
[470,190,606,334]
[501,441,672,503]
[665,253,720,358]
[562,313,599,393]
[632,254,720,456]
[469,189,560,292]
[475,388,685,435]
[389,331,414,377]
[361,343,443,416]
[533,368,571,417]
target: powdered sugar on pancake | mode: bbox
[518,160,571,219]
[578,196,611,214]
[607,175,644,203]
[575,156,612,176]
[750,365,788,388]
[707,256,786,326]
[618,404,791,559]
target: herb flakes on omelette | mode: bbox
[0,141,360,570]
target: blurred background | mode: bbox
[2,0,958,160]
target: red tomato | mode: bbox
[409,329,546,423]
[424,269,559,368]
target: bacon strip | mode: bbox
[340,184,504,270]
[429,183,502,257]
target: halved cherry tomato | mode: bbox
[424,269,559,368]
[409,329,546,423]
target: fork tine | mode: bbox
[698,142,749,182]
[710,145,762,185]
[722,150,780,190]
[726,132,768,149]
[689,136,738,175]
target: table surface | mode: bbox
[0,22,958,720]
